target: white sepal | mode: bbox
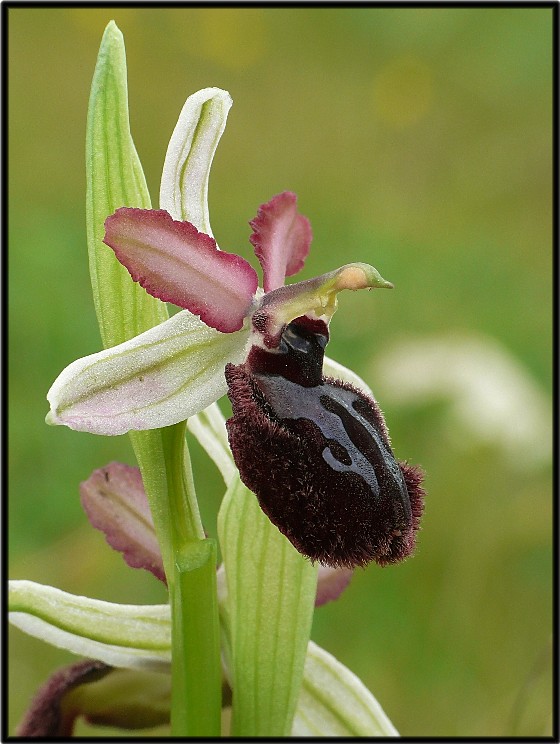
[160,87,232,234]
[47,310,251,436]
[293,640,399,737]
[8,580,171,672]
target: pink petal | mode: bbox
[104,208,258,333]
[80,463,165,584]
[249,192,312,292]
[315,565,354,606]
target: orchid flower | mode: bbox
[45,189,391,438]
[47,113,423,570]
[47,189,424,568]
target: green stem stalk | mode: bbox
[172,539,222,736]
[161,423,222,737]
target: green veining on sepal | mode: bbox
[216,563,399,737]
[160,87,232,236]
[8,580,171,671]
[293,641,399,736]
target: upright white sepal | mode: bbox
[160,87,233,234]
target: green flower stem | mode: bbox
[172,539,221,736]
[160,422,204,545]
[161,422,221,736]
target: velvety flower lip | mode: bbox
[225,316,426,568]
[104,208,259,333]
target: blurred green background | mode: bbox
[8,6,553,737]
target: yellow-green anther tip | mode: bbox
[335,263,393,291]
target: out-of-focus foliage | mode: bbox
[8,7,552,737]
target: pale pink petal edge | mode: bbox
[249,192,312,292]
[104,208,258,333]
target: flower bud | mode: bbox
[225,317,424,568]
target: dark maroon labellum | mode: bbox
[225,317,424,568]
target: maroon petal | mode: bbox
[16,659,111,737]
[315,566,354,606]
[80,463,165,584]
[104,208,258,333]
[250,192,312,292]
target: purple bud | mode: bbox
[225,317,425,569]
[16,660,111,737]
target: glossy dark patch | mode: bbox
[246,315,328,386]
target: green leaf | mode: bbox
[85,20,180,581]
[8,580,170,671]
[86,20,168,348]
[217,477,318,736]
[294,641,399,736]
